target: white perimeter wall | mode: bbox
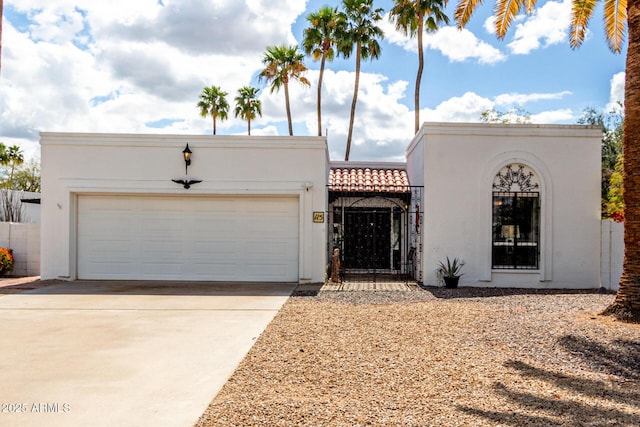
[0,222,40,276]
[407,122,602,289]
[601,220,624,291]
[40,133,328,282]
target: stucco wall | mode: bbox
[40,133,328,282]
[407,122,602,289]
[601,220,624,291]
[0,222,40,276]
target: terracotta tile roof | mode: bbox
[328,167,410,193]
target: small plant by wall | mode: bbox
[0,248,15,275]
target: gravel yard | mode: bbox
[196,287,640,426]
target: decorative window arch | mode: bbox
[491,164,540,269]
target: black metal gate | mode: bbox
[328,186,423,284]
[344,208,391,270]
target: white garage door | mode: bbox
[77,195,299,281]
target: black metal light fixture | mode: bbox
[182,144,192,174]
[172,143,202,189]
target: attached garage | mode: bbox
[77,194,299,282]
[40,133,328,282]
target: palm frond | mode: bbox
[494,0,524,39]
[299,76,311,87]
[603,0,627,53]
[454,0,484,28]
[525,0,536,14]
[569,0,598,49]
[389,1,419,36]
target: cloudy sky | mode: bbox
[0,0,627,162]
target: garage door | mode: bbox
[77,195,299,281]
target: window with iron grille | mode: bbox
[492,164,540,270]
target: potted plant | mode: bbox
[438,256,463,288]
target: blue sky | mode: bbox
[0,0,626,162]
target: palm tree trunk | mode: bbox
[415,14,424,134]
[213,116,216,135]
[345,42,362,161]
[284,80,293,136]
[317,52,327,136]
[602,0,640,322]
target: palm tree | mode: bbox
[234,86,262,136]
[338,0,385,161]
[455,0,639,322]
[0,144,24,189]
[260,44,310,136]
[6,146,23,187]
[197,85,229,135]
[389,0,449,134]
[303,6,344,136]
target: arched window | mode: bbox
[492,164,540,269]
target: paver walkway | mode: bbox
[295,280,418,294]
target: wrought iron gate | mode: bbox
[328,186,423,284]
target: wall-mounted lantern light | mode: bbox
[182,144,192,174]
[172,143,202,189]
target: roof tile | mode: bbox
[328,168,410,193]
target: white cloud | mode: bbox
[607,72,625,113]
[423,92,494,122]
[506,0,572,54]
[275,69,413,161]
[494,91,572,106]
[382,17,506,64]
[0,0,303,157]
[0,0,619,164]
[530,109,574,123]
[425,27,507,64]
[421,92,576,124]
[28,7,87,44]
[242,126,280,137]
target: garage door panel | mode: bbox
[246,240,296,258]
[192,241,239,257]
[78,195,299,281]
[191,261,240,277]
[142,220,185,236]
[85,260,138,276]
[87,238,134,252]
[80,214,136,234]
[141,261,183,276]
[246,263,295,280]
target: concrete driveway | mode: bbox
[0,280,295,427]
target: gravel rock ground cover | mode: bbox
[196,288,640,426]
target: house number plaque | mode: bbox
[313,212,324,223]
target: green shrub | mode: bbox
[0,248,15,274]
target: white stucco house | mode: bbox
[407,123,601,288]
[40,134,328,282]
[40,122,602,288]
